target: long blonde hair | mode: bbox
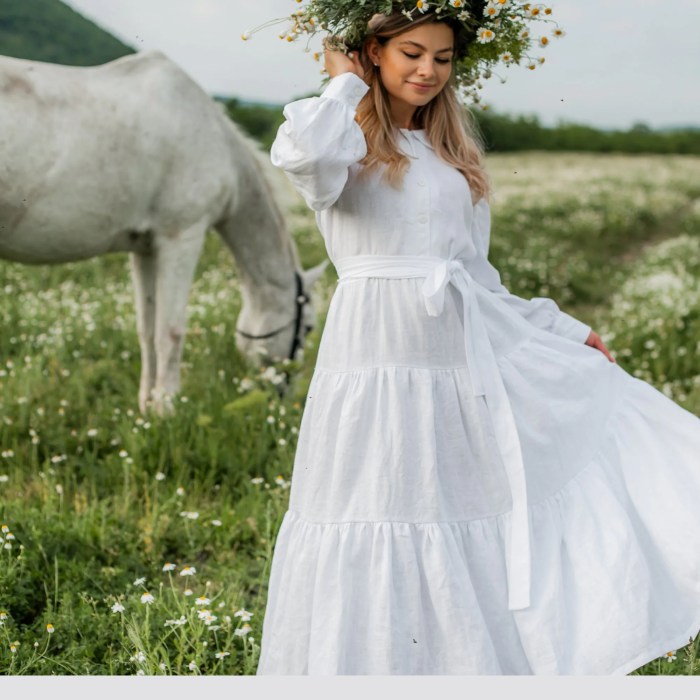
[354,12,491,204]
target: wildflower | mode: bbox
[250,477,264,484]
[130,651,146,663]
[1,525,8,534]
[140,592,155,605]
[10,643,17,653]
[180,511,200,520]
[133,577,146,586]
[666,651,677,662]
[234,623,252,637]
[111,602,125,614]
[188,660,198,671]
[162,562,176,572]
[180,566,196,576]
[136,669,145,676]
[87,428,98,437]
[176,486,185,496]
[483,4,501,18]
[164,616,187,627]
[118,450,128,458]
[0,475,8,483]
[159,663,167,671]
[155,472,166,481]
[539,35,549,47]
[0,611,7,620]
[5,532,15,540]
[203,614,218,626]
[55,484,63,495]
[46,623,55,634]
[477,28,496,43]
[415,0,429,13]
[215,651,230,659]
[552,28,566,38]
[184,588,193,596]
[195,596,211,606]
[211,519,222,527]
[234,609,254,622]
[500,52,513,63]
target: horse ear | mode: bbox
[302,259,329,289]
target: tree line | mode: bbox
[224,97,700,155]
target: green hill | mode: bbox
[0,0,135,65]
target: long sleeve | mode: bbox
[465,198,592,343]
[270,71,370,212]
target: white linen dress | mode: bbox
[255,70,700,675]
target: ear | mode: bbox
[365,37,381,65]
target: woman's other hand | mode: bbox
[584,330,616,363]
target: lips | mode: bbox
[408,82,435,89]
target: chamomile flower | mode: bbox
[46,623,55,634]
[180,565,196,576]
[162,562,176,572]
[111,602,125,614]
[665,651,677,662]
[552,28,566,38]
[140,592,155,605]
[415,0,429,13]
[234,623,252,637]
[133,577,146,586]
[477,28,496,44]
[483,4,501,19]
[215,651,230,659]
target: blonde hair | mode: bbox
[353,12,491,204]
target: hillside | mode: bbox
[0,0,134,66]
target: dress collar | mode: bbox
[397,127,434,151]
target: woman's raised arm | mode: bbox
[270,71,369,212]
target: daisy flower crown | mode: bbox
[243,0,566,108]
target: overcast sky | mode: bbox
[62,0,700,130]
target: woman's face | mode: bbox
[367,21,454,112]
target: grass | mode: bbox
[0,152,699,674]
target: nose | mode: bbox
[416,57,436,80]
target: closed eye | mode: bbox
[402,52,451,64]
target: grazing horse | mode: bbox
[0,50,326,415]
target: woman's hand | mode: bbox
[584,330,616,363]
[323,38,365,79]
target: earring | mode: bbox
[374,63,379,67]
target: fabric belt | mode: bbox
[334,254,531,611]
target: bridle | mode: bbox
[235,271,311,361]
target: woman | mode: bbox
[255,9,700,675]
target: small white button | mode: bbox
[417,214,428,224]
[417,180,426,187]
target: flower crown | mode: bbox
[243,1,565,109]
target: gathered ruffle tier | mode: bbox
[257,353,700,674]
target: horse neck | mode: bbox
[217,134,300,318]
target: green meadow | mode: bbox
[1,152,699,675]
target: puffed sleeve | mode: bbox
[466,198,592,343]
[270,71,370,211]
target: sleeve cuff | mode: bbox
[552,311,592,344]
[321,72,370,108]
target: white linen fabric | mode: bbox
[256,70,700,675]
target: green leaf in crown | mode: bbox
[242,1,566,107]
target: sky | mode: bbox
[61,0,700,130]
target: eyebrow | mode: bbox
[399,40,454,53]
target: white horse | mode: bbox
[0,50,326,415]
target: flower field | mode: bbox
[0,152,699,674]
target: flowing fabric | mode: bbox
[256,70,700,675]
